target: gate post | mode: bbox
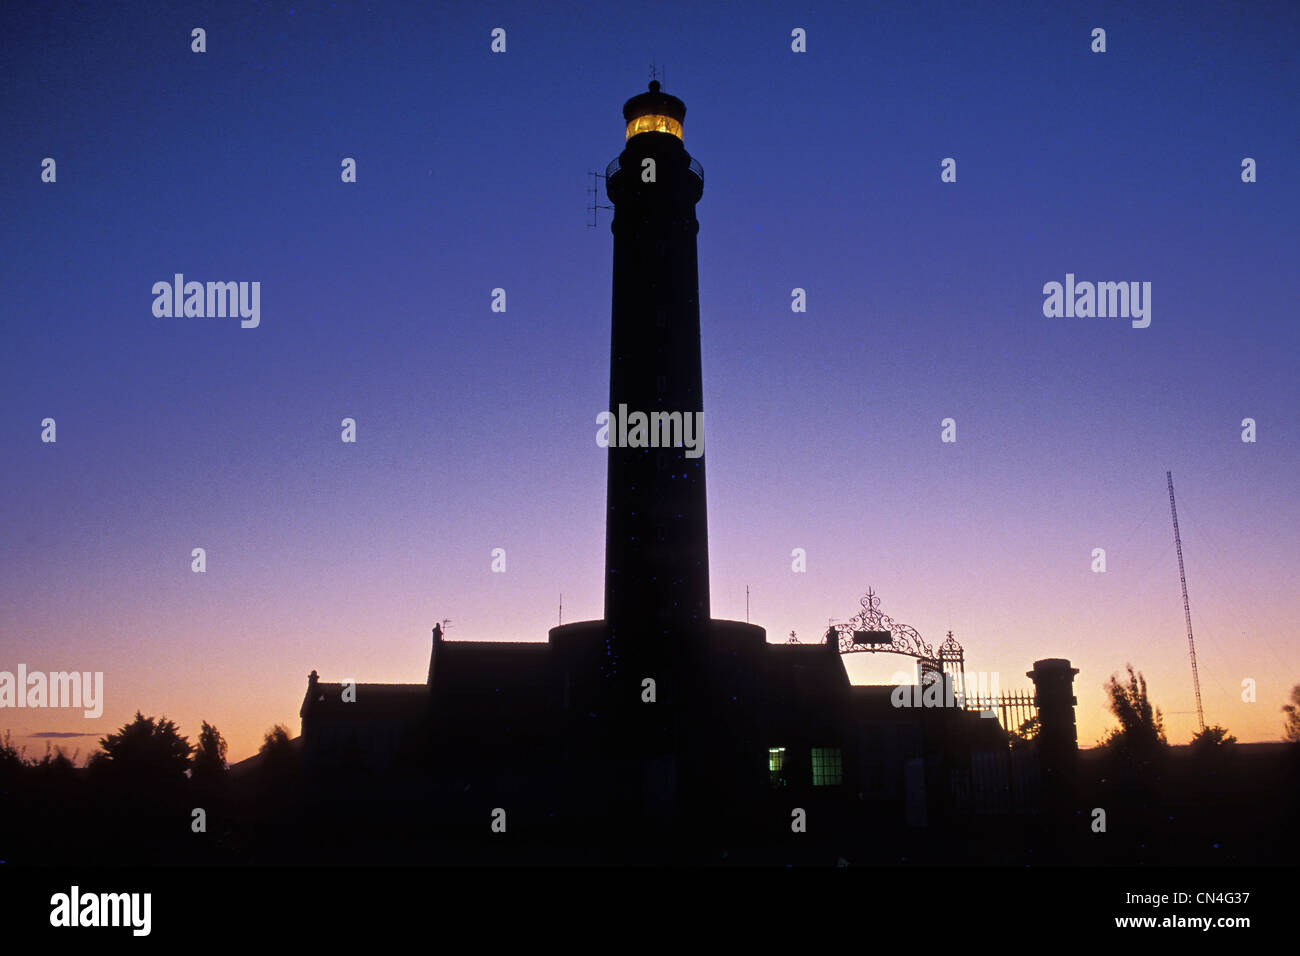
[1027,658,1079,805]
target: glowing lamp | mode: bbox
[623,80,687,141]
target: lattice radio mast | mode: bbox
[586,169,613,228]
[1166,471,1205,731]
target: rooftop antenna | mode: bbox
[746,584,750,623]
[1167,471,1206,732]
[558,593,563,626]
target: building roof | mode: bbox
[301,681,428,720]
[432,640,551,691]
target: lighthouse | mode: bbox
[603,81,712,691]
[549,81,767,839]
[292,80,1087,865]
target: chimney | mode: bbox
[427,623,443,687]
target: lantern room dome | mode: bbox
[622,80,686,140]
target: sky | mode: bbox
[1,0,1297,763]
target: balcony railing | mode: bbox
[605,155,704,184]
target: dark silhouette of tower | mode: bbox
[603,81,711,721]
[1027,658,1080,802]
[548,82,767,849]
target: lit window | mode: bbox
[626,114,684,140]
[811,747,842,786]
[768,747,787,788]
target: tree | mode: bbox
[1011,715,1039,745]
[97,712,193,784]
[30,741,76,771]
[1282,685,1300,743]
[0,730,25,786]
[1189,724,1236,757]
[0,730,24,766]
[85,751,110,775]
[191,721,228,782]
[259,724,292,757]
[1100,665,1167,761]
[258,724,296,783]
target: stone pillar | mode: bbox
[1027,658,1079,802]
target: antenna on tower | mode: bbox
[649,58,666,90]
[1167,471,1206,732]
[586,169,613,228]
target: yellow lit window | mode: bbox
[625,114,683,140]
[769,747,787,787]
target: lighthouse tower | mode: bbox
[603,81,711,692]
[549,82,766,844]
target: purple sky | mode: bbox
[2,0,1297,761]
